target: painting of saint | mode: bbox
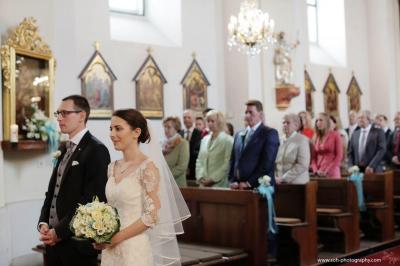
[15,54,49,130]
[79,47,116,119]
[346,76,362,112]
[134,53,166,119]
[323,73,340,115]
[304,70,315,115]
[181,57,210,112]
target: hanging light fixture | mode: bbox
[227,0,275,56]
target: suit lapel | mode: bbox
[60,131,92,187]
[208,133,222,152]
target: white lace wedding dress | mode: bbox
[101,159,159,266]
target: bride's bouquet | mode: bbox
[70,197,120,243]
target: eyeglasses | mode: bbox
[54,110,82,118]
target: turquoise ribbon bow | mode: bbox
[257,185,278,234]
[348,172,366,211]
[42,120,59,153]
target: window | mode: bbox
[109,0,144,16]
[307,0,318,44]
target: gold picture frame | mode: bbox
[133,49,166,119]
[181,53,210,112]
[346,74,362,113]
[304,69,316,116]
[1,17,55,140]
[322,72,340,116]
[78,42,117,119]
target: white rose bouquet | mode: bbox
[70,197,120,244]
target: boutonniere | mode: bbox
[52,150,62,167]
[72,161,79,166]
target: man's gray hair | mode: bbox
[284,113,301,131]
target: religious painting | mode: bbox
[1,17,55,140]
[346,75,362,113]
[322,73,340,115]
[133,51,166,119]
[79,42,116,119]
[181,55,210,112]
[304,69,316,116]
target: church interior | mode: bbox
[1,0,400,265]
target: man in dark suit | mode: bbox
[229,100,280,189]
[374,114,392,168]
[38,95,110,266]
[182,109,202,180]
[348,110,386,173]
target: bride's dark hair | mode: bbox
[112,109,151,143]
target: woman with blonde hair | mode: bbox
[196,110,233,187]
[311,112,343,178]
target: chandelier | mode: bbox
[227,0,275,56]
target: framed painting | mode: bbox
[181,54,210,112]
[322,72,340,115]
[1,17,55,140]
[304,69,316,116]
[79,42,116,119]
[133,49,166,119]
[346,74,362,113]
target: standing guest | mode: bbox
[345,110,360,140]
[229,100,279,189]
[330,115,349,174]
[275,114,310,184]
[38,95,110,266]
[196,111,233,187]
[182,109,202,180]
[195,116,209,138]
[388,112,400,168]
[226,122,235,136]
[311,112,343,178]
[163,116,190,186]
[298,111,314,139]
[348,110,386,173]
[375,114,392,168]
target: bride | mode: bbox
[94,108,190,266]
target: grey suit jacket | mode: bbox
[275,133,310,184]
[348,126,386,172]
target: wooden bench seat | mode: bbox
[363,171,394,241]
[275,181,317,266]
[392,170,400,226]
[312,178,360,253]
[179,187,266,266]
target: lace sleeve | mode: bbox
[107,161,115,179]
[140,161,161,227]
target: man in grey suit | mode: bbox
[348,110,386,173]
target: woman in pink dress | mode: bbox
[311,112,343,179]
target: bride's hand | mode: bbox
[93,243,110,250]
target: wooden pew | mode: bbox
[274,181,317,266]
[393,170,400,226]
[362,171,395,241]
[179,187,267,266]
[312,178,360,253]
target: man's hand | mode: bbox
[40,229,60,246]
[230,182,239,189]
[392,156,400,165]
[239,182,251,190]
[365,166,374,174]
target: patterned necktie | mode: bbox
[359,129,367,162]
[244,128,254,148]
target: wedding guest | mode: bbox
[298,111,314,139]
[195,116,209,138]
[229,100,279,189]
[330,115,349,175]
[96,109,190,265]
[388,112,400,169]
[196,111,233,187]
[163,116,189,186]
[182,109,202,180]
[345,110,360,140]
[38,95,110,266]
[374,114,392,168]
[275,114,310,184]
[348,110,386,173]
[311,112,343,178]
[226,122,235,136]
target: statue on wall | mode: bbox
[273,32,299,86]
[273,32,300,110]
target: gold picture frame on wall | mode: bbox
[1,17,55,140]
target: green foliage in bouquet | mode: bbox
[70,196,120,244]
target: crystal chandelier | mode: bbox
[227,0,275,56]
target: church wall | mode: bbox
[0,0,224,263]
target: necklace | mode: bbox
[117,161,134,174]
